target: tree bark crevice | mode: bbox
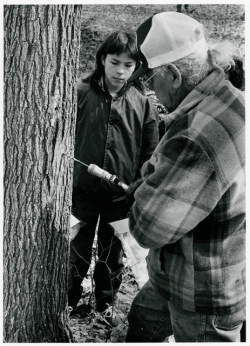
[4,4,82,342]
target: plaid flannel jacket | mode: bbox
[129,68,245,314]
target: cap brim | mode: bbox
[128,64,150,83]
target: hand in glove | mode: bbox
[126,178,143,207]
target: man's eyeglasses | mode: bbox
[142,70,159,90]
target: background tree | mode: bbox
[4,5,82,342]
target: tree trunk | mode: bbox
[4,5,82,342]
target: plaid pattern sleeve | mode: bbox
[128,70,245,313]
[129,135,221,248]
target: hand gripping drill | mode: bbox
[74,158,129,192]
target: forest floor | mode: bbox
[68,262,142,343]
[77,4,244,79]
[70,4,245,343]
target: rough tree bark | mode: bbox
[4,5,82,342]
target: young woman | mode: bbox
[68,31,159,317]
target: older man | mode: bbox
[125,12,245,342]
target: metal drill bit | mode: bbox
[73,158,89,167]
[73,159,129,192]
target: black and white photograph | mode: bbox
[3,3,246,342]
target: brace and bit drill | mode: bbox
[74,158,129,192]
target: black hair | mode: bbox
[84,31,144,92]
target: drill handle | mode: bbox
[118,182,129,192]
[87,164,129,192]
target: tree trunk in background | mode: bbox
[4,5,82,342]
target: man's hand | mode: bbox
[126,178,143,206]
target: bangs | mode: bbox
[104,32,139,61]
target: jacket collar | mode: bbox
[97,75,130,98]
[163,67,225,130]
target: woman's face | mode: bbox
[102,52,136,93]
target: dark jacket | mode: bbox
[73,77,159,199]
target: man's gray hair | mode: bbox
[156,40,244,90]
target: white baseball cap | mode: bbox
[129,12,207,82]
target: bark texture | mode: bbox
[4,5,82,342]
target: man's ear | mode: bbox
[167,63,182,89]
